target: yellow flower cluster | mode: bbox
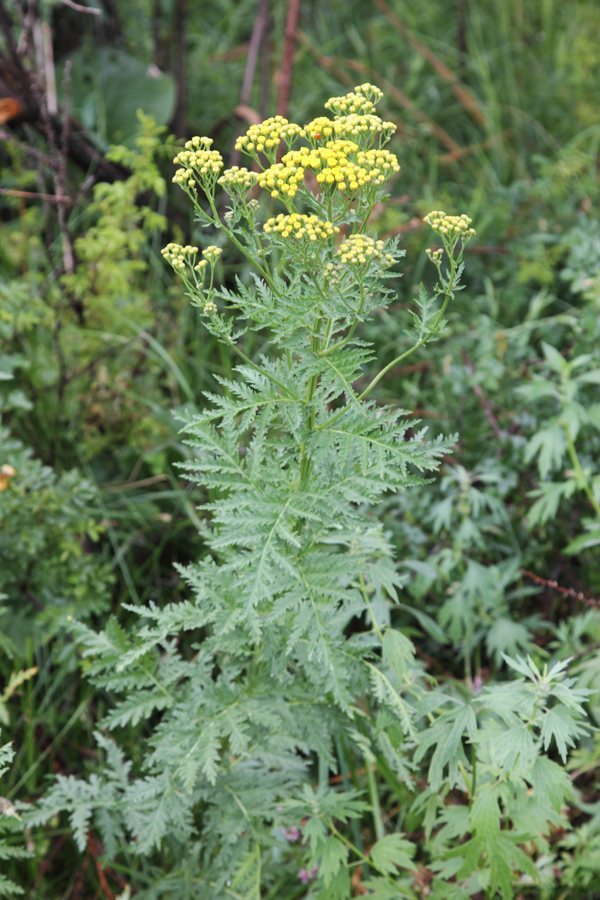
[426,248,443,265]
[256,139,400,198]
[424,211,476,239]
[161,243,198,271]
[202,246,223,264]
[203,300,218,314]
[217,166,258,194]
[305,114,396,144]
[235,116,305,155]
[304,140,363,191]
[258,160,305,199]
[303,116,336,140]
[336,235,394,266]
[172,137,223,187]
[263,213,338,241]
[324,83,384,117]
[355,148,400,184]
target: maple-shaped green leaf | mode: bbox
[315,864,351,900]
[540,706,587,762]
[318,836,348,886]
[414,703,477,790]
[486,723,538,772]
[361,877,406,899]
[489,833,538,900]
[429,879,472,900]
[369,833,416,875]
[469,784,501,840]
[530,755,573,813]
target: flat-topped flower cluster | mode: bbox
[161,242,198,270]
[304,113,396,147]
[163,83,475,319]
[234,115,305,159]
[172,137,223,188]
[169,83,401,215]
[424,211,476,239]
[324,82,383,115]
[337,234,394,267]
[263,213,339,242]
[217,166,258,195]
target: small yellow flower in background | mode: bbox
[202,246,223,265]
[426,248,444,265]
[0,464,16,492]
[172,138,223,190]
[325,83,383,117]
[424,211,476,240]
[355,148,400,185]
[218,166,259,195]
[263,213,338,242]
[194,259,208,273]
[161,243,198,271]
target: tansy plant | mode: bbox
[29,85,590,900]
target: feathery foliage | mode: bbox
[26,83,594,900]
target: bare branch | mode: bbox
[59,0,101,14]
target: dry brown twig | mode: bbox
[520,569,600,610]
[277,0,301,121]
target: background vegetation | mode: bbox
[0,0,599,897]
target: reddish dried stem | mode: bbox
[520,569,600,610]
[277,0,301,119]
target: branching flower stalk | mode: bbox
[29,85,491,900]
[157,82,476,897]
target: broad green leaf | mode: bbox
[575,369,600,385]
[489,833,538,899]
[61,47,176,146]
[429,879,472,900]
[396,601,449,644]
[516,379,560,402]
[541,342,568,374]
